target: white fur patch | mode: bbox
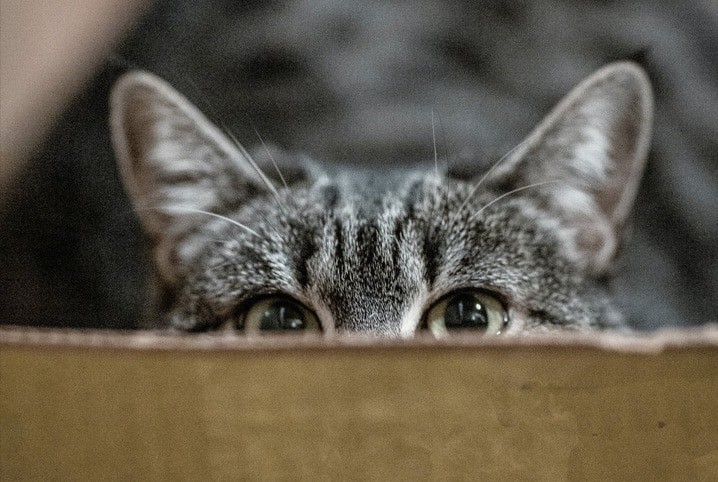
[399,286,429,338]
[566,99,614,183]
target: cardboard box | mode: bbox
[2,326,717,479]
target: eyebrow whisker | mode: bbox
[469,180,558,221]
[223,125,288,215]
[137,206,263,239]
[252,124,289,191]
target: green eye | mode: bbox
[424,290,508,338]
[241,297,320,333]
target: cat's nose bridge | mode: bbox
[315,267,415,337]
[328,266,413,337]
[334,310,403,338]
[310,208,425,336]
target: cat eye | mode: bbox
[240,297,321,333]
[423,290,508,337]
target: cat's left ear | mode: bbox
[110,71,279,281]
[486,61,653,273]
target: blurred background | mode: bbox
[1,0,716,330]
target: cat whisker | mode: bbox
[456,136,531,215]
[431,108,439,178]
[179,79,288,212]
[223,125,288,215]
[252,124,289,191]
[137,206,263,239]
[175,79,287,215]
[435,110,452,175]
[469,180,558,222]
[445,137,532,229]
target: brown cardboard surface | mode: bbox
[1,326,718,480]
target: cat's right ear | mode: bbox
[110,71,267,242]
[483,62,653,274]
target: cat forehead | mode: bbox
[312,165,436,212]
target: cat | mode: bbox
[109,61,652,337]
[2,1,714,332]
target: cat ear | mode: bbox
[110,71,269,241]
[485,62,653,274]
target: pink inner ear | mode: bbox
[598,99,648,225]
[573,217,617,274]
[121,86,155,165]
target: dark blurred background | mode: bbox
[1,0,716,330]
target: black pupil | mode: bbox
[260,301,306,331]
[444,294,488,330]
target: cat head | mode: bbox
[110,62,652,336]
